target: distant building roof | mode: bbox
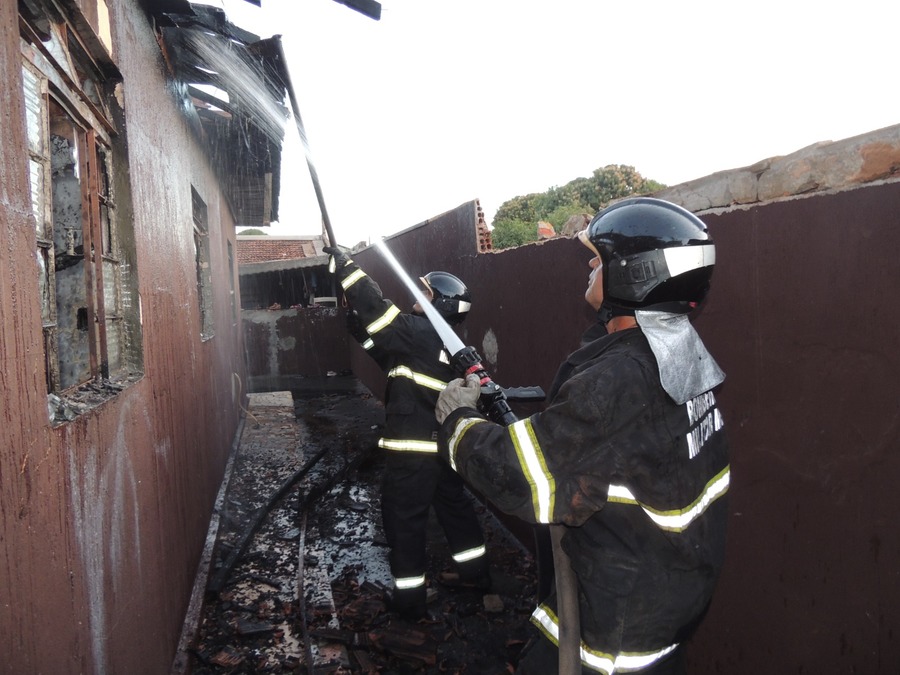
[236,236,322,265]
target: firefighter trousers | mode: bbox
[381,452,488,613]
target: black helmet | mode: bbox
[420,271,471,325]
[579,197,715,316]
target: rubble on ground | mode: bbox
[187,382,538,674]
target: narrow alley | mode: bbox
[176,379,539,673]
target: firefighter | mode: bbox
[324,246,490,620]
[435,197,730,673]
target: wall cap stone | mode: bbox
[653,124,900,215]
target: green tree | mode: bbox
[493,194,542,224]
[490,165,666,249]
[490,219,538,250]
[238,228,267,235]
[546,203,591,231]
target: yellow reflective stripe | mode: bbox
[608,466,730,533]
[387,366,448,392]
[452,544,486,563]
[367,304,401,334]
[378,438,438,453]
[340,268,366,290]
[508,419,555,523]
[530,604,679,674]
[394,574,426,590]
[446,417,488,471]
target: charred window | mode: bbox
[21,0,143,423]
[192,187,215,339]
[227,241,237,324]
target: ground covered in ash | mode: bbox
[187,379,539,674]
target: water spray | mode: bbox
[371,239,465,355]
[182,31,289,149]
[274,36,338,249]
[371,238,522,426]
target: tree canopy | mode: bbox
[491,165,665,249]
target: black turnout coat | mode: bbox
[439,325,730,673]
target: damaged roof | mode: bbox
[147,0,289,227]
[236,236,322,265]
[142,0,381,229]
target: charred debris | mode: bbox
[182,380,539,674]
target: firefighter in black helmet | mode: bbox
[324,246,490,621]
[419,271,472,325]
[435,197,730,673]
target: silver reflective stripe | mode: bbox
[367,304,401,334]
[362,337,374,350]
[446,417,488,470]
[340,268,366,289]
[452,544,486,563]
[531,605,679,674]
[378,438,438,453]
[388,365,448,392]
[457,300,472,313]
[607,466,730,532]
[509,419,555,523]
[663,244,715,277]
[394,574,426,590]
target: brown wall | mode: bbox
[686,183,900,673]
[1,1,247,672]
[342,184,900,672]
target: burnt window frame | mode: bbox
[192,186,215,340]
[20,0,143,423]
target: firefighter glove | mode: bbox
[323,246,351,273]
[436,374,482,424]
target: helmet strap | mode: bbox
[598,300,635,325]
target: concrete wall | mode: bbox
[340,127,900,673]
[1,1,246,672]
[243,307,350,390]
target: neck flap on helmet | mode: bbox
[635,308,725,404]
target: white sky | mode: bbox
[210,0,899,246]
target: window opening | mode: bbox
[192,187,214,339]
[227,240,237,324]
[21,0,143,423]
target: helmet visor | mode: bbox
[578,228,600,258]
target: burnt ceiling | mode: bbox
[151,2,288,227]
[143,0,380,227]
